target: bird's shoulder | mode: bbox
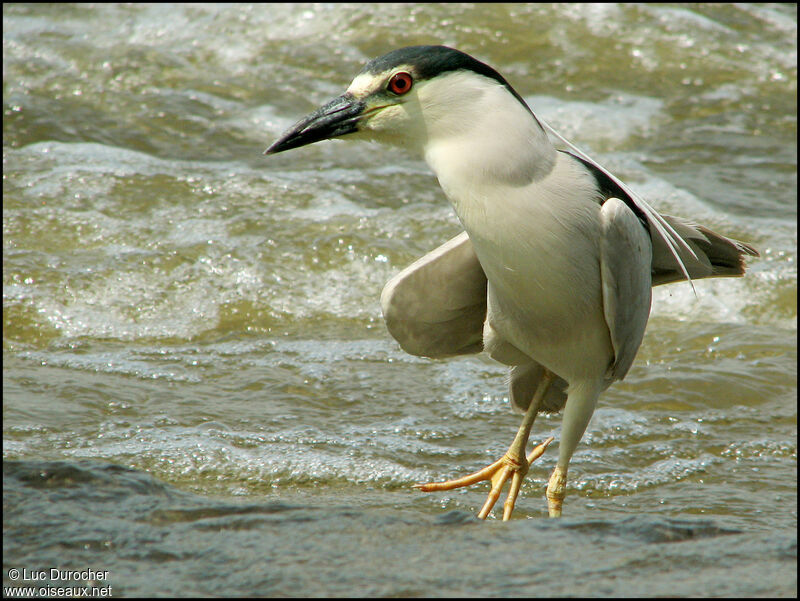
[558,150,648,228]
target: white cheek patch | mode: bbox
[346,73,379,97]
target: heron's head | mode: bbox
[265,45,536,157]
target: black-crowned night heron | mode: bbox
[266,45,758,520]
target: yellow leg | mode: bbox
[415,370,555,520]
[546,465,567,517]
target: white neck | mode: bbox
[420,73,557,193]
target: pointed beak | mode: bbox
[265,93,367,155]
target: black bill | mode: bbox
[265,93,367,155]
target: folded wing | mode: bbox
[380,217,756,411]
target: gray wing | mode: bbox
[543,118,760,288]
[600,197,653,382]
[598,201,759,380]
[380,212,756,407]
[651,215,759,286]
[380,232,486,358]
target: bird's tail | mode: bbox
[651,215,759,287]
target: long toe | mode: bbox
[416,437,554,520]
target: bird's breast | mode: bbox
[440,157,605,310]
[436,156,614,377]
[465,187,604,320]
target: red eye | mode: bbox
[388,72,413,95]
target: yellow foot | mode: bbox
[415,436,554,520]
[546,465,567,518]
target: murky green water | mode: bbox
[4,3,796,597]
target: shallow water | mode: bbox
[3,3,796,597]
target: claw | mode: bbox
[415,436,555,520]
[527,435,553,465]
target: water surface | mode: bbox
[4,3,796,597]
